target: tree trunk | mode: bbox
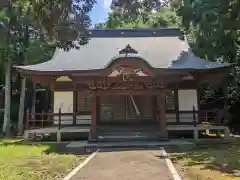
[17,76,26,135]
[2,60,12,136]
[17,24,29,135]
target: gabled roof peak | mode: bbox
[119,44,138,55]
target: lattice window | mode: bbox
[76,92,92,112]
[165,90,175,110]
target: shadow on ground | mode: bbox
[0,139,88,155]
[168,140,240,177]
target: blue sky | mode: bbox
[90,0,111,26]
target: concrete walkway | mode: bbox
[70,148,173,180]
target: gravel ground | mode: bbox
[70,148,173,180]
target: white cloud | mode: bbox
[104,0,112,10]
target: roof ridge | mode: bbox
[90,27,181,31]
[88,28,183,38]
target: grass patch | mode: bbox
[170,139,240,180]
[0,139,85,180]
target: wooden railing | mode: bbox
[25,108,91,130]
[199,109,218,123]
[25,106,220,130]
[166,106,218,125]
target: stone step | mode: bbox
[98,128,160,131]
[98,127,160,132]
[66,140,195,151]
[97,125,159,130]
[97,125,163,142]
[99,131,161,136]
[97,134,167,142]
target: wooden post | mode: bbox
[196,87,201,123]
[24,109,30,141]
[194,128,199,141]
[57,108,62,142]
[158,90,168,138]
[205,110,210,135]
[193,105,197,127]
[193,105,199,140]
[205,111,207,123]
[41,110,44,128]
[174,89,180,123]
[125,95,128,121]
[73,90,77,125]
[90,94,97,141]
[58,108,61,130]
[26,109,30,130]
[152,95,157,121]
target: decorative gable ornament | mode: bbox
[108,44,147,81]
[108,66,147,81]
[119,44,138,55]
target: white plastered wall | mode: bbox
[54,91,74,113]
[178,89,198,122]
[53,91,73,124]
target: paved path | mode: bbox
[71,148,173,180]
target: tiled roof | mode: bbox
[170,51,231,69]
[15,28,231,72]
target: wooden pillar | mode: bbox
[73,90,77,125]
[223,83,228,107]
[158,90,168,137]
[90,93,97,141]
[96,96,100,126]
[51,90,54,113]
[140,96,143,121]
[174,89,180,123]
[152,95,157,121]
[125,95,128,121]
[195,77,201,123]
[196,87,201,123]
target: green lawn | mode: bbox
[170,139,240,180]
[0,139,85,180]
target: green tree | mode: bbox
[177,0,240,102]
[0,4,17,136]
[0,2,55,135]
[177,0,240,63]
[95,8,180,28]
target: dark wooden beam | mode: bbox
[90,93,97,141]
[174,89,180,123]
[73,89,77,125]
[96,96,100,125]
[95,89,164,96]
[152,95,157,121]
[158,90,168,137]
[51,90,54,113]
